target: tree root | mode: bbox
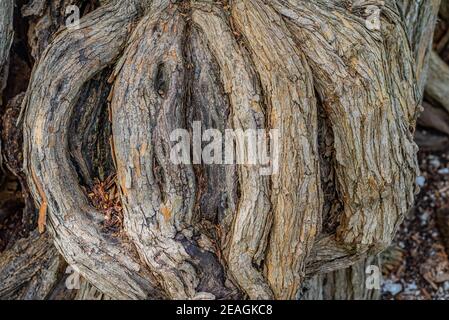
[426,51,449,114]
[20,0,420,299]
[23,0,165,299]
[0,0,14,104]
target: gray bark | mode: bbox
[426,51,449,114]
[0,0,104,300]
[0,0,14,103]
[302,255,381,300]
[0,0,427,300]
[306,0,441,300]
[0,232,64,300]
[441,0,449,19]
[399,0,441,98]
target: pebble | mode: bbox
[404,282,418,294]
[429,157,441,168]
[383,281,403,296]
[416,176,426,187]
[444,281,449,291]
[420,212,429,226]
[438,168,449,175]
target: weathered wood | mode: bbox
[273,0,418,273]
[426,51,449,114]
[68,70,114,187]
[0,0,14,103]
[399,0,441,98]
[22,0,165,299]
[75,278,111,300]
[111,2,240,299]
[22,0,74,60]
[1,93,37,241]
[302,255,381,300]
[230,0,322,299]
[418,102,449,136]
[308,0,441,301]
[0,232,63,300]
[192,2,274,299]
[18,0,421,300]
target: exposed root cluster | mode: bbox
[20,0,419,299]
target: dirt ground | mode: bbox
[382,134,449,300]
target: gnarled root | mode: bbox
[21,0,419,300]
[23,0,165,299]
[0,0,13,102]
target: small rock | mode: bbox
[416,176,426,187]
[420,212,429,225]
[429,156,441,168]
[404,282,418,294]
[438,168,449,175]
[383,281,403,296]
[444,281,449,291]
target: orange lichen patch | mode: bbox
[369,176,378,190]
[133,148,141,178]
[162,21,168,33]
[31,167,48,234]
[139,142,148,157]
[88,174,124,235]
[37,202,48,234]
[109,136,118,168]
[333,11,356,32]
[161,205,172,222]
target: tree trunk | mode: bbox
[302,255,381,300]
[426,51,449,113]
[0,0,13,105]
[0,0,433,300]
[400,0,441,97]
[305,0,441,300]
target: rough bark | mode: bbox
[22,0,84,61]
[302,255,381,300]
[0,0,103,300]
[0,0,14,103]
[0,232,64,300]
[399,0,441,97]
[279,0,418,275]
[307,0,441,300]
[418,101,449,136]
[22,1,166,300]
[0,0,422,300]
[75,278,111,300]
[426,51,449,114]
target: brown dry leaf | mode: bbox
[422,272,438,290]
[421,288,432,300]
[88,174,124,235]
